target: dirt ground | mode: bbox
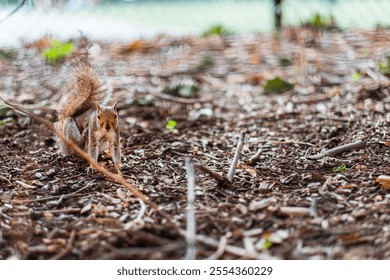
[1,28,390,260]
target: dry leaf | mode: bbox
[246,167,257,177]
[246,73,265,85]
[375,175,390,190]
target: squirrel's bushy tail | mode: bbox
[56,58,112,119]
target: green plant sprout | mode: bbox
[42,39,74,64]
[166,119,177,132]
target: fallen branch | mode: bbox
[306,140,366,160]
[0,96,182,235]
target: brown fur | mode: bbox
[55,59,121,173]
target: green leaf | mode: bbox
[351,71,362,82]
[304,13,335,30]
[166,119,177,132]
[163,80,199,99]
[263,239,273,250]
[202,24,233,37]
[133,95,155,106]
[280,57,293,67]
[0,104,10,117]
[0,117,13,125]
[42,40,74,64]
[263,77,294,94]
[199,55,214,68]
[379,57,390,75]
[332,163,347,173]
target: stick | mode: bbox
[185,157,196,260]
[227,131,246,183]
[51,229,76,260]
[13,180,95,204]
[194,163,225,183]
[248,147,263,164]
[306,140,366,160]
[195,234,276,260]
[128,87,212,105]
[0,96,182,235]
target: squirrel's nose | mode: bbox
[105,124,111,131]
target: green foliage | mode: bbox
[379,56,390,76]
[42,39,74,64]
[163,80,198,99]
[351,71,362,82]
[199,55,214,68]
[202,24,233,37]
[132,95,155,106]
[0,117,13,126]
[166,119,177,132]
[0,49,18,61]
[279,57,293,67]
[263,239,273,250]
[332,163,347,173]
[263,77,294,94]
[304,13,335,30]
[0,104,10,117]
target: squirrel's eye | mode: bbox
[98,115,101,119]
[114,114,117,119]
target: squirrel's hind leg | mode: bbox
[62,117,81,155]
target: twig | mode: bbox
[227,131,246,183]
[0,175,11,184]
[0,96,182,235]
[194,131,246,186]
[207,234,228,260]
[279,206,310,217]
[13,180,95,204]
[0,209,13,221]
[195,234,276,260]
[306,140,366,160]
[128,87,212,105]
[13,208,81,216]
[185,157,196,260]
[124,198,146,230]
[194,163,225,182]
[248,148,263,164]
[51,229,76,260]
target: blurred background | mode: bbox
[0,0,390,47]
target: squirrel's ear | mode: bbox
[113,101,118,111]
[95,102,101,111]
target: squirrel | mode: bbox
[54,58,121,173]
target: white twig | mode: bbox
[185,157,196,260]
[227,131,246,183]
[124,199,146,230]
[207,234,228,260]
[196,234,277,260]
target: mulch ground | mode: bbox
[1,27,390,260]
